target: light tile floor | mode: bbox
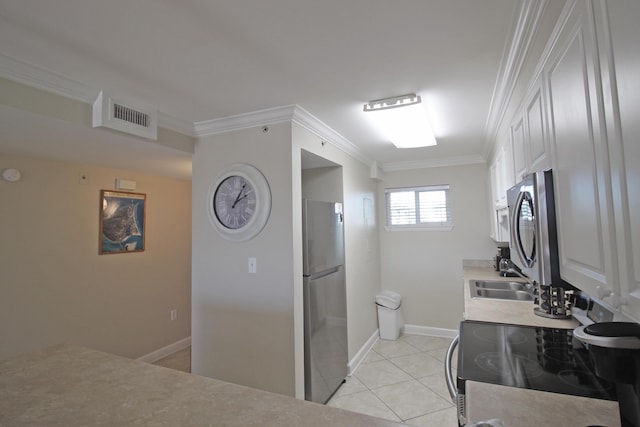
[153,334,457,426]
[327,334,458,426]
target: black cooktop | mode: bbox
[457,320,617,401]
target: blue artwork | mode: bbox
[100,190,146,254]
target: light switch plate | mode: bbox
[2,168,21,183]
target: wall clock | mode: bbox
[208,163,271,241]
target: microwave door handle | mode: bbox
[510,190,527,264]
[445,335,459,402]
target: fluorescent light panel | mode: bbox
[364,94,437,148]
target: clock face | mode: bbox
[213,175,257,229]
[208,163,271,241]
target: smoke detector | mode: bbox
[92,91,158,140]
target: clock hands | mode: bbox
[232,183,247,209]
[233,194,248,208]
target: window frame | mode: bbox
[384,184,453,231]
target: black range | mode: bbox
[457,320,617,401]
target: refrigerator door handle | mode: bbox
[306,266,341,281]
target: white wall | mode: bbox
[379,163,495,329]
[192,118,380,398]
[302,164,343,202]
[0,154,192,361]
[191,123,296,396]
[191,118,383,399]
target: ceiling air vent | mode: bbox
[92,91,158,140]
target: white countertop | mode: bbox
[461,266,620,427]
[463,266,579,329]
[0,344,402,427]
[466,381,620,427]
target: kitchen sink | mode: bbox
[468,279,533,301]
[471,280,530,291]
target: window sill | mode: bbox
[384,225,454,232]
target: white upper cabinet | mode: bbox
[509,77,550,183]
[511,115,527,183]
[501,141,515,203]
[487,1,640,312]
[525,83,550,172]
[490,138,514,210]
[594,0,640,319]
[489,133,515,242]
[544,0,617,299]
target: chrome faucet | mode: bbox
[504,268,534,290]
[499,258,534,289]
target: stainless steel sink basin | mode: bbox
[469,279,533,301]
[471,280,530,291]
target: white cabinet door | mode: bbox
[493,146,507,208]
[596,0,640,320]
[490,155,501,207]
[496,207,510,244]
[545,0,616,298]
[500,141,515,202]
[488,165,498,241]
[511,116,527,182]
[526,84,550,172]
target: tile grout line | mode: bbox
[346,334,456,424]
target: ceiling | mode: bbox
[0,0,520,179]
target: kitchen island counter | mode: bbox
[0,344,401,427]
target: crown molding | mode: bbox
[0,53,195,137]
[290,105,373,166]
[1,52,494,171]
[483,0,547,159]
[195,104,373,167]
[382,154,485,172]
[0,53,98,103]
[194,104,297,136]
[0,53,370,166]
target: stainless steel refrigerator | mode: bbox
[302,199,348,404]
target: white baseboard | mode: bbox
[347,329,379,376]
[137,336,191,363]
[403,324,458,339]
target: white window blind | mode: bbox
[385,185,452,230]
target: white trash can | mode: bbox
[376,290,403,340]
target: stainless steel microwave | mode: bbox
[507,169,561,288]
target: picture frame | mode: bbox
[99,190,146,254]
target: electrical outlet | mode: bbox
[170,309,177,321]
[248,257,257,274]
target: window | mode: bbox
[385,185,452,230]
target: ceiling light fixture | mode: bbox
[363,93,437,148]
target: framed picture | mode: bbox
[99,190,146,254]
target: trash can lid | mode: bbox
[376,290,401,309]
